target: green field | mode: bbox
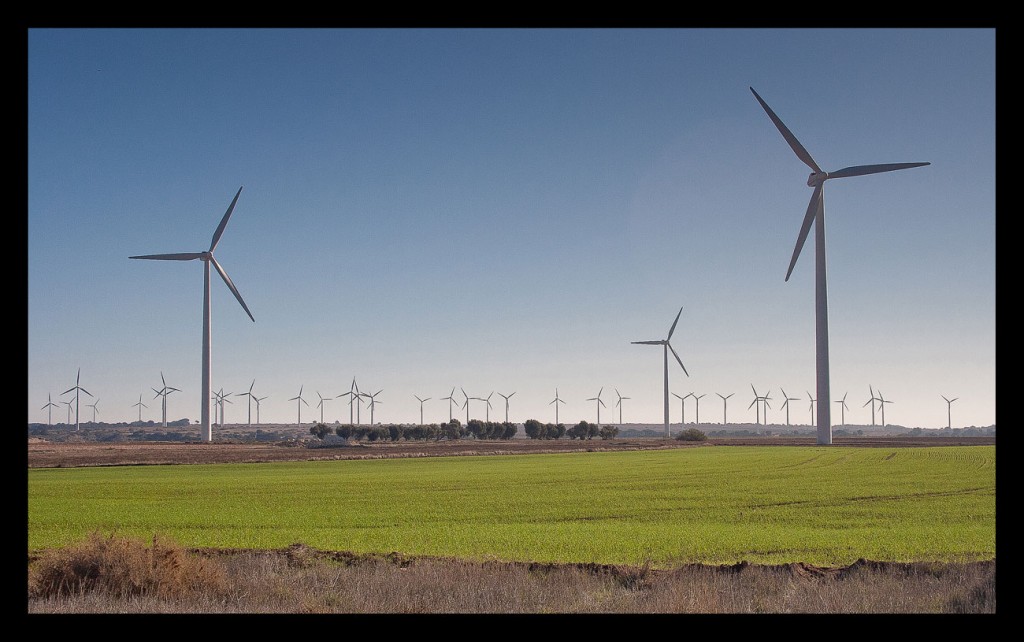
[28,446,995,567]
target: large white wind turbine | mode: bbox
[442,387,459,423]
[863,385,879,426]
[692,394,706,426]
[414,395,431,425]
[632,306,689,438]
[671,392,691,428]
[716,392,733,425]
[780,388,800,426]
[41,393,59,426]
[834,392,849,426]
[615,389,630,425]
[480,392,494,423]
[586,387,606,428]
[132,393,148,424]
[130,186,255,442]
[289,385,309,424]
[748,385,771,426]
[550,388,566,425]
[877,390,894,428]
[61,368,92,432]
[153,373,180,428]
[751,87,929,446]
[498,392,516,424]
[941,395,959,430]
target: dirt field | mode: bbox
[27,435,995,468]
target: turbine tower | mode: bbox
[461,388,473,424]
[550,388,566,425]
[441,387,459,423]
[367,390,382,425]
[62,400,73,425]
[878,390,894,428]
[289,385,309,424]
[131,393,148,424]
[130,186,255,442]
[751,87,929,446]
[780,388,800,426]
[482,392,494,422]
[41,393,59,426]
[87,398,100,423]
[716,392,734,425]
[236,379,257,426]
[863,385,879,426]
[615,389,630,425]
[153,373,180,428]
[316,392,330,424]
[586,387,606,429]
[834,392,849,426]
[61,368,92,432]
[414,395,431,425]
[671,392,690,428]
[498,392,516,424]
[748,385,771,426]
[941,395,958,430]
[632,306,689,438]
[808,392,816,426]
[255,395,268,424]
[692,394,706,426]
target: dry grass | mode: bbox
[27,537,995,614]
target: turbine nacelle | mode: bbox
[807,171,829,187]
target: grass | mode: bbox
[28,446,995,567]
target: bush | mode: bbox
[599,425,619,440]
[675,428,708,442]
[310,423,331,440]
[28,532,228,599]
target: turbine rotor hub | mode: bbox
[807,171,829,187]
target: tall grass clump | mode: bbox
[28,531,229,600]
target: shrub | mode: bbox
[309,423,331,440]
[675,428,708,442]
[28,532,228,599]
[599,425,619,440]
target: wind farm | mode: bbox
[28,30,993,615]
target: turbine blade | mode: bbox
[749,87,822,173]
[632,340,663,345]
[667,306,683,340]
[209,255,255,322]
[129,252,204,261]
[668,342,689,376]
[785,183,822,282]
[748,399,757,410]
[827,162,929,180]
[209,186,243,253]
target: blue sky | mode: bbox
[27,28,995,429]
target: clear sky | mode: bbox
[27,28,996,430]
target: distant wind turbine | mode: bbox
[863,385,879,426]
[213,388,232,426]
[482,392,494,422]
[316,392,330,424]
[152,372,180,428]
[671,392,690,428]
[289,385,309,424]
[132,393,148,424]
[497,392,516,424]
[692,394,706,426]
[255,395,268,424]
[550,388,566,425]
[442,387,459,422]
[586,387,606,428]
[632,306,689,438]
[748,385,771,426]
[716,393,734,424]
[877,390,894,428]
[130,186,255,442]
[367,390,383,424]
[87,398,100,423]
[236,379,257,426]
[834,392,849,426]
[941,395,959,430]
[780,388,800,426]
[337,378,360,424]
[461,388,474,424]
[615,389,630,425]
[414,395,432,425]
[41,393,59,426]
[808,392,816,426]
[751,87,929,446]
[61,368,92,432]
[62,400,73,425]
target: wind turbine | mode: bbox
[808,392,816,426]
[255,395,268,424]
[615,389,630,425]
[130,186,255,442]
[236,379,257,426]
[87,398,100,423]
[498,392,516,424]
[780,389,801,426]
[480,392,494,422]
[132,393,148,424]
[367,390,383,424]
[213,388,232,426]
[716,392,734,425]
[692,394,706,426]
[550,388,566,424]
[289,385,309,424]
[41,393,59,426]
[153,373,180,428]
[586,387,606,428]
[461,388,474,424]
[632,306,689,438]
[671,392,690,428]
[751,87,929,446]
[941,395,959,430]
[877,390,894,428]
[748,385,770,425]
[316,392,330,424]
[834,392,849,426]
[62,400,73,425]
[863,385,879,426]
[61,368,92,432]
[441,387,459,422]
[414,395,431,425]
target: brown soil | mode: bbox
[27,435,995,469]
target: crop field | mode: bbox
[28,445,995,568]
